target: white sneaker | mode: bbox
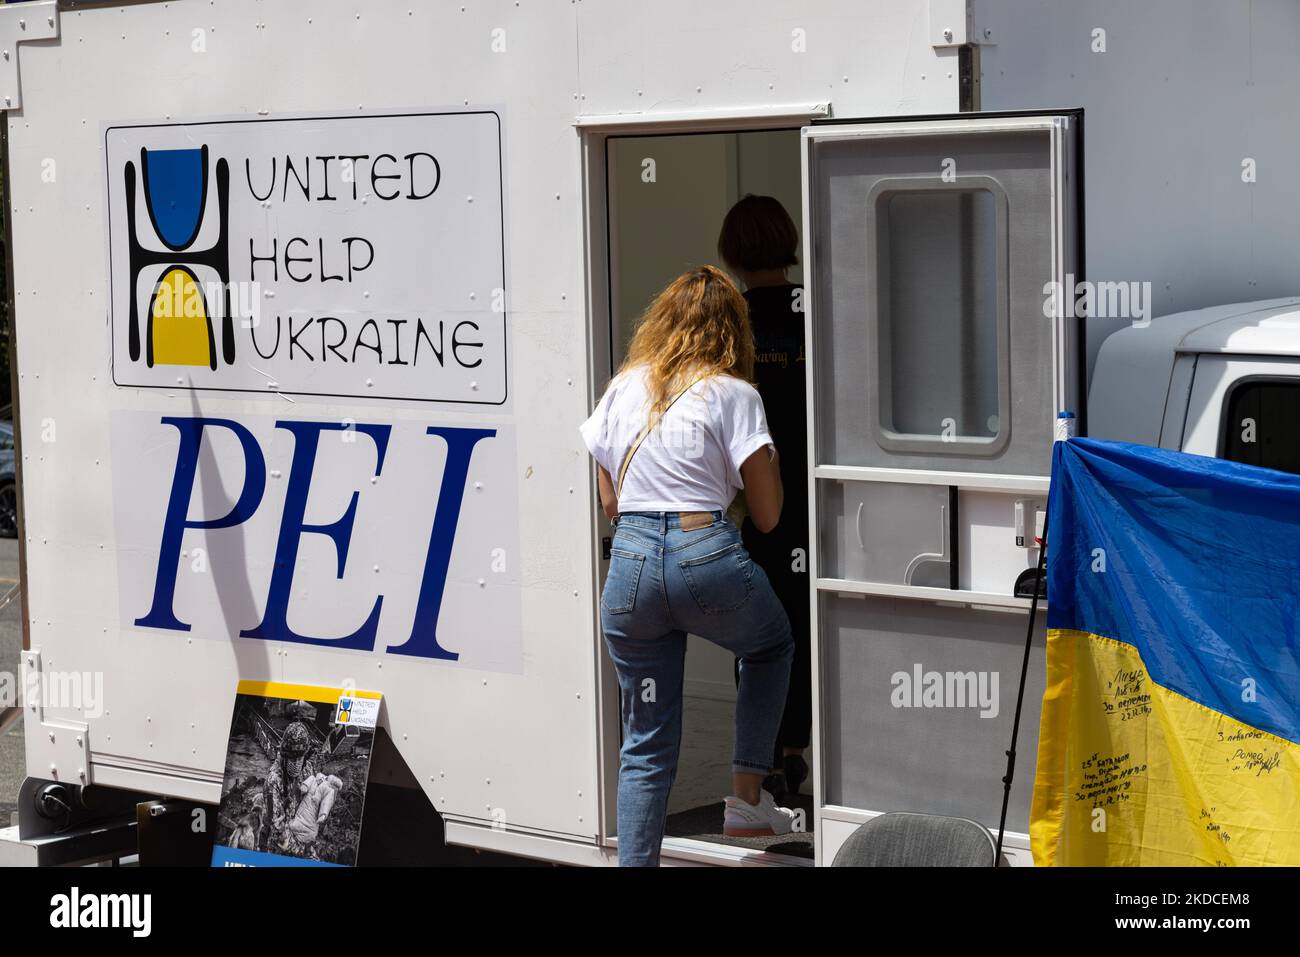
[723,789,797,837]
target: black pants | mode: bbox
[737,515,812,764]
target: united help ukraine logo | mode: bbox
[125,144,234,370]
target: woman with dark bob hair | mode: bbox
[717,194,812,804]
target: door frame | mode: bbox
[576,103,829,865]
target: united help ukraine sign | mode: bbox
[102,111,521,671]
[105,110,506,404]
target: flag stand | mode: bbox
[994,508,1050,866]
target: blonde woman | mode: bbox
[580,265,796,866]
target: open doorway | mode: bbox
[600,127,812,860]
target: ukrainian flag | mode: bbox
[1031,438,1300,866]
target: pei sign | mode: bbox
[110,413,524,672]
[104,110,507,405]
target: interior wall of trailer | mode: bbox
[609,131,804,358]
[607,129,803,702]
[973,0,1300,381]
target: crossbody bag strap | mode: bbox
[616,377,703,498]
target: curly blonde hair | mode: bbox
[618,265,755,422]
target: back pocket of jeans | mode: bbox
[678,541,753,615]
[601,548,645,615]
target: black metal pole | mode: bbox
[994,506,1050,866]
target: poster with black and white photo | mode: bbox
[211,681,382,867]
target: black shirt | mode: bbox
[744,283,808,549]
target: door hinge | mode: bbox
[928,0,969,48]
[0,0,59,112]
[21,648,92,786]
[958,44,981,112]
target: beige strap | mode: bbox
[678,511,713,531]
[616,377,703,498]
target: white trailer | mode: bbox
[0,0,1297,866]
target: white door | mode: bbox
[800,114,1083,863]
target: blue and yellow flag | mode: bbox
[1031,438,1300,866]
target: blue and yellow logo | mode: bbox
[125,145,233,370]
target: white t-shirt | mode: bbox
[580,366,774,513]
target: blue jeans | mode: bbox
[601,511,794,866]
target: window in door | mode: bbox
[875,184,1003,445]
[807,128,1061,473]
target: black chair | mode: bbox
[830,811,997,867]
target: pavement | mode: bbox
[0,535,24,826]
